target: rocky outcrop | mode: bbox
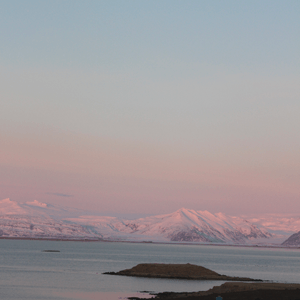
[282,231,300,246]
[104,263,261,281]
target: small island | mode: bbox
[105,264,300,300]
[103,263,261,281]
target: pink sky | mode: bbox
[1,120,299,216]
[1,2,299,217]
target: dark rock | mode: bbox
[282,231,300,246]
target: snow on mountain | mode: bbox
[0,199,298,245]
[0,199,100,239]
[241,214,300,244]
[0,214,99,239]
[246,214,300,235]
[0,198,86,219]
[68,208,272,244]
[66,215,125,240]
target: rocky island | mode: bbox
[103,263,261,281]
[105,264,300,299]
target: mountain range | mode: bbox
[0,198,299,246]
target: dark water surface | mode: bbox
[0,239,300,300]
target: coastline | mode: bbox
[0,236,299,249]
[134,282,300,300]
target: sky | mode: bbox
[1,0,299,217]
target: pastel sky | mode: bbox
[1,1,299,217]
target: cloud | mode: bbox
[46,192,73,197]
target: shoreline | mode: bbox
[0,236,299,249]
[134,282,300,300]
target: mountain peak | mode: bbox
[176,208,195,214]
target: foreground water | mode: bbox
[0,240,300,300]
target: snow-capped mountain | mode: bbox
[0,198,99,239]
[246,214,300,236]
[0,198,84,219]
[0,198,298,245]
[68,208,272,244]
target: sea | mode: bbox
[0,239,300,300]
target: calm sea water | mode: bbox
[0,239,300,300]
